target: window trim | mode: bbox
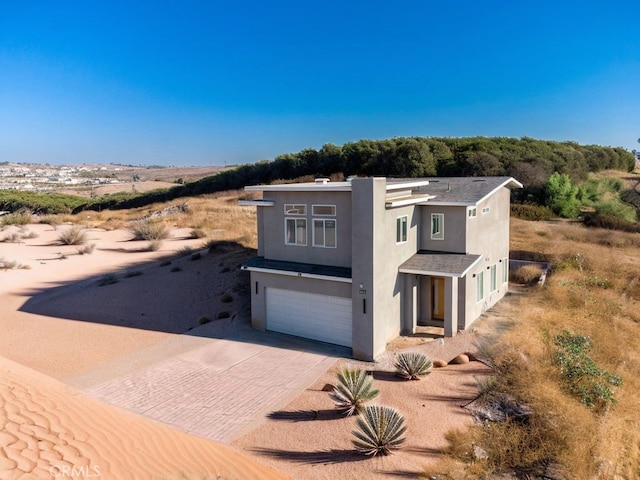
[490,264,497,292]
[431,213,444,240]
[396,215,408,244]
[476,271,484,302]
[502,257,509,284]
[284,204,306,215]
[468,207,477,218]
[285,217,307,246]
[311,204,336,216]
[312,218,337,248]
[482,206,490,215]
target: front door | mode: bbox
[431,277,445,320]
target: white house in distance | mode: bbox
[240,176,522,361]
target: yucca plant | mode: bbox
[394,352,433,380]
[352,405,407,456]
[329,368,379,416]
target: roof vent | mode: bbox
[314,178,330,185]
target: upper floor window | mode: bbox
[396,216,408,243]
[468,207,477,218]
[313,219,336,248]
[312,205,336,216]
[285,218,307,246]
[482,207,490,214]
[284,204,306,215]
[431,213,444,240]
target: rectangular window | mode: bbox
[468,207,477,218]
[312,205,336,216]
[396,216,408,243]
[502,258,509,283]
[431,213,444,240]
[476,271,484,302]
[285,218,307,245]
[490,265,497,292]
[482,207,490,214]
[284,204,306,215]
[313,219,337,247]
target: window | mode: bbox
[468,207,477,218]
[431,213,444,240]
[285,218,307,245]
[490,265,497,292]
[312,205,336,216]
[313,219,336,247]
[482,207,490,214]
[502,258,509,283]
[284,204,306,215]
[396,216,408,243]
[476,271,484,302]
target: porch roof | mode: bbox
[398,251,482,277]
[241,256,352,282]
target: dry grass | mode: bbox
[425,217,640,479]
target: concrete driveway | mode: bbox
[70,324,348,443]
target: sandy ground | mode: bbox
[0,221,520,479]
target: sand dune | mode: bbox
[0,356,289,479]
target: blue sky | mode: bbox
[1,1,638,166]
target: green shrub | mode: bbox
[394,352,432,380]
[510,203,555,221]
[544,172,580,218]
[583,213,640,233]
[217,311,230,319]
[329,369,379,416]
[220,292,233,303]
[594,199,637,223]
[0,210,32,226]
[58,225,88,245]
[553,330,622,411]
[352,405,407,456]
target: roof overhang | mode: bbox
[238,199,275,207]
[241,257,353,283]
[399,252,483,278]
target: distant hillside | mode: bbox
[1,136,636,214]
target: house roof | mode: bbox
[414,176,522,206]
[398,251,483,277]
[241,256,352,282]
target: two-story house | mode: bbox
[240,176,522,361]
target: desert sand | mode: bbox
[0,221,516,479]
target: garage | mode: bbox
[266,288,352,347]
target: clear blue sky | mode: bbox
[1,1,639,166]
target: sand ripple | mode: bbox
[1,356,289,480]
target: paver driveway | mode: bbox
[79,326,347,443]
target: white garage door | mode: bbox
[266,288,352,347]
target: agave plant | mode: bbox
[352,405,407,456]
[329,368,379,416]
[394,351,432,380]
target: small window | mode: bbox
[468,207,477,218]
[482,207,490,214]
[284,204,306,215]
[312,205,336,216]
[431,213,444,240]
[313,219,337,248]
[490,265,497,292]
[285,218,307,245]
[396,216,408,243]
[476,271,484,302]
[502,258,508,283]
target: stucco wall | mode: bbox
[259,190,352,267]
[419,205,467,253]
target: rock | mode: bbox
[450,354,470,364]
[432,359,448,368]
